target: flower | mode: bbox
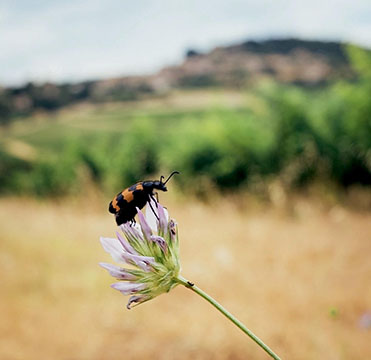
[99,200,181,309]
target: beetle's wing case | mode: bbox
[109,182,150,225]
[115,205,138,225]
[108,194,121,214]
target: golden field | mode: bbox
[0,195,370,360]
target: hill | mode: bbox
[157,38,353,88]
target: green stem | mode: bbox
[176,275,281,360]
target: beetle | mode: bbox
[108,171,179,226]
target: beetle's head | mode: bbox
[152,180,167,191]
[157,171,180,191]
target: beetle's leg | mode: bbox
[151,192,159,207]
[150,194,160,211]
[148,198,160,221]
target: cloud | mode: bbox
[1,0,370,86]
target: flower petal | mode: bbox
[145,198,159,233]
[137,208,152,240]
[127,295,150,309]
[150,235,168,253]
[121,223,144,244]
[100,236,127,263]
[169,219,177,243]
[122,252,156,271]
[100,237,155,270]
[116,231,138,255]
[111,282,146,295]
[157,203,168,236]
[99,262,137,280]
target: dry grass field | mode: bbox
[0,196,370,360]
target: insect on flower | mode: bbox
[100,200,181,309]
[108,171,179,226]
[100,190,282,359]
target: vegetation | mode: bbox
[0,46,370,198]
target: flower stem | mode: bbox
[176,275,281,360]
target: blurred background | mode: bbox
[1,1,370,359]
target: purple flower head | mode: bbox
[100,200,181,309]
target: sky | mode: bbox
[1,0,371,86]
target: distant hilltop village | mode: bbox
[0,38,365,121]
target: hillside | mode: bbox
[0,38,360,122]
[156,38,352,88]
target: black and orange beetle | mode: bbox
[108,171,179,226]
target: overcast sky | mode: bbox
[1,0,371,86]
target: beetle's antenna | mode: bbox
[163,171,180,185]
[160,175,165,184]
